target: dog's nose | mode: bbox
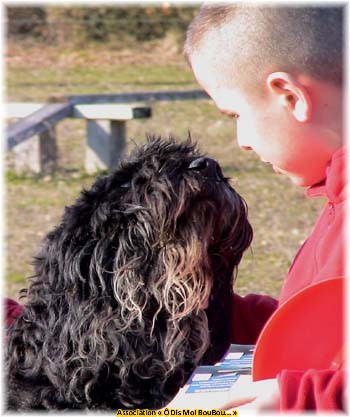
[188,157,223,179]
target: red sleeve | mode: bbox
[278,368,345,411]
[231,293,278,344]
[4,297,23,326]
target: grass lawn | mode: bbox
[5,39,325,300]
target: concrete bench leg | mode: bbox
[85,120,126,173]
[13,127,58,174]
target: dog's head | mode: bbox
[7,137,252,410]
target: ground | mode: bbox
[5,38,324,301]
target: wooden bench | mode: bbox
[6,103,152,174]
[73,104,151,173]
[6,102,71,174]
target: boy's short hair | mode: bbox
[184,4,344,89]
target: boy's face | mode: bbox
[191,52,339,188]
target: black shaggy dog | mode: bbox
[6,137,252,410]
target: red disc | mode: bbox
[253,277,345,381]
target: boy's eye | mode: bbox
[221,109,240,119]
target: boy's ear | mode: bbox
[266,72,312,122]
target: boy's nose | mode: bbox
[237,133,252,151]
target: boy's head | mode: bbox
[184,4,344,187]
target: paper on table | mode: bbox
[184,344,254,394]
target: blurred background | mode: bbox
[4,4,324,300]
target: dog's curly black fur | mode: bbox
[6,137,253,410]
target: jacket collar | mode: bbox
[306,147,348,203]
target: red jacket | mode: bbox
[232,146,347,411]
[4,297,23,327]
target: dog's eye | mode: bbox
[121,181,131,189]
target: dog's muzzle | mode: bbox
[188,157,224,181]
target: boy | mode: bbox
[169,3,346,412]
